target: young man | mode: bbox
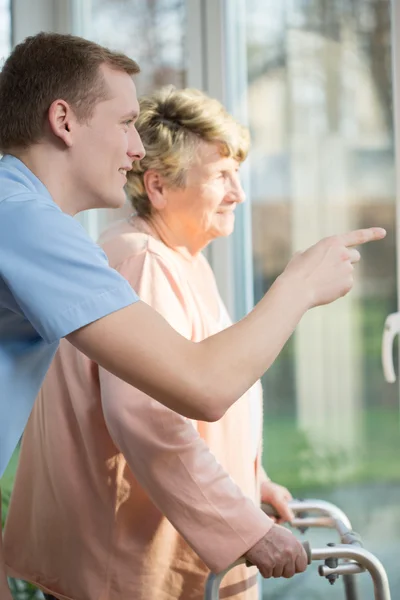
[0,32,385,598]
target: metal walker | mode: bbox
[204,499,391,600]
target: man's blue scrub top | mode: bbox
[0,155,138,477]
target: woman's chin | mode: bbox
[214,214,236,237]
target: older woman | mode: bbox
[4,87,294,600]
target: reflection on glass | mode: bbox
[247,1,399,597]
[0,0,11,65]
[90,0,186,95]
[87,0,187,233]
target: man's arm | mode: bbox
[68,228,385,422]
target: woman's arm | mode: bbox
[101,369,273,573]
[96,249,272,572]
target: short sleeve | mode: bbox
[0,196,138,343]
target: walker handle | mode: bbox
[303,540,312,564]
[261,502,280,518]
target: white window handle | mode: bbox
[382,312,400,383]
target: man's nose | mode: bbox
[128,129,146,161]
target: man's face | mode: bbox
[71,65,145,210]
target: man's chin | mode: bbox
[102,193,127,210]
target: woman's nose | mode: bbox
[227,178,245,203]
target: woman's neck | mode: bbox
[131,214,209,261]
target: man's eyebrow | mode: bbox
[121,110,139,120]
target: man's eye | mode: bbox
[124,119,134,127]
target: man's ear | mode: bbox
[47,99,76,147]
[143,170,167,210]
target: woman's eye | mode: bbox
[124,119,134,127]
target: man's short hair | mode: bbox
[127,86,250,219]
[0,32,140,153]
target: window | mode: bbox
[0,0,11,66]
[245,0,399,596]
[82,0,187,238]
[90,0,186,95]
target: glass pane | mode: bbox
[0,0,11,66]
[90,0,186,95]
[86,0,187,233]
[247,0,399,597]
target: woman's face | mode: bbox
[163,141,245,246]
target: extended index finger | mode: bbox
[340,227,386,248]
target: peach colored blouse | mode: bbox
[4,218,273,600]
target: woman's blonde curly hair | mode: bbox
[126,86,250,218]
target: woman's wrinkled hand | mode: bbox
[261,480,294,524]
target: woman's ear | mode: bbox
[143,170,167,210]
